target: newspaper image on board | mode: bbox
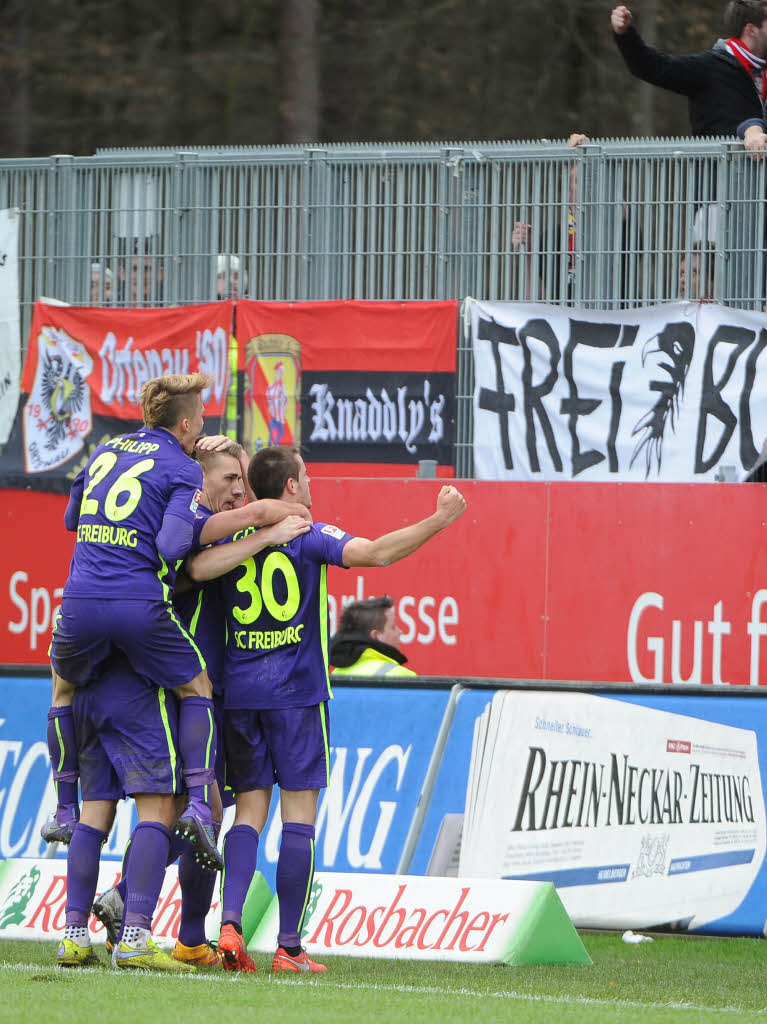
[460,691,766,930]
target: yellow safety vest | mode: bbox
[225,334,238,441]
[331,647,416,678]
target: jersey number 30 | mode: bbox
[233,551,300,624]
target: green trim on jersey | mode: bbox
[157,555,207,672]
[189,590,205,636]
[47,610,62,658]
[157,555,172,602]
[157,688,178,793]
[319,702,330,788]
[319,564,333,701]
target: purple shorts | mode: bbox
[73,658,182,800]
[224,702,330,793]
[50,597,206,690]
[213,694,234,809]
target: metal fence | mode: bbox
[2,137,765,475]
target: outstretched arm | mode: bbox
[612,8,707,95]
[342,485,466,568]
[186,515,310,582]
[199,498,312,545]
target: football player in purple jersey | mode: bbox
[46,373,228,869]
[184,446,466,973]
[90,436,310,969]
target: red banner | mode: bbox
[3,480,766,685]
[22,302,234,422]
[0,302,234,491]
[235,300,457,476]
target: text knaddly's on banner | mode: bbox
[0,209,20,449]
[460,691,766,932]
[236,300,457,475]
[0,301,233,492]
[470,299,767,482]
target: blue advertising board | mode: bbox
[4,674,767,934]
[0,676,453,892]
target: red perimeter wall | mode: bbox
[2,481,766,685]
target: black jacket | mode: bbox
[329,631,409,668]
[615,28,766,137]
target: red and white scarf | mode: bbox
[726,37,767,101]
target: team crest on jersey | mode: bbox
[321,524,345,539]
[23,326,94,473]
[190,489,203,513]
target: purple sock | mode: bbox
[221,824,259,928]
[276,822,316,949]
[66,823,107,927]
[47,706,79,809]
[178,696,217,815]
[178,850,216,947]
[123,821,171,931]
[115,831,194,932]
[115,837,133,903]
[167,830,191,865]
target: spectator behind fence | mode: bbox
[89,264,113,305]
[330,595,416,679]
[117,246,164,306]
[611,2,767,138]
[216,254,247,300]
[512,133,588,302]
[511,133,636,303]
[679,245,715,301]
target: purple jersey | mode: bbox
[220,522,352,710]
[174,505,227,692]
[63,427,203,601]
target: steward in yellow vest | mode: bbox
[331,639,416,678]
[329,595,416,678]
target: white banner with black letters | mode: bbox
[470,299,767,481]
[0,208,20,448]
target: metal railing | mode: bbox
[3,137,765,476]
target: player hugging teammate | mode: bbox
[44,373,466,974]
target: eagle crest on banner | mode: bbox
[632,832,670,879]
[23,325,94,473]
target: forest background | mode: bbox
[0,0,727,156]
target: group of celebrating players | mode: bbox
[43,371,466,974]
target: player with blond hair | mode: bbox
[47,373,228,970]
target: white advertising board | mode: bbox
[460,691,766,930]
[249,870,589,965]
[0,858,226,945]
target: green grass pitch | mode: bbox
[2,933,767,1024]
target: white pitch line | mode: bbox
[270,979,767,1016]
[3,961,767,1016]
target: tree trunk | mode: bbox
[1,2,29,156]
[279,0,319,143]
